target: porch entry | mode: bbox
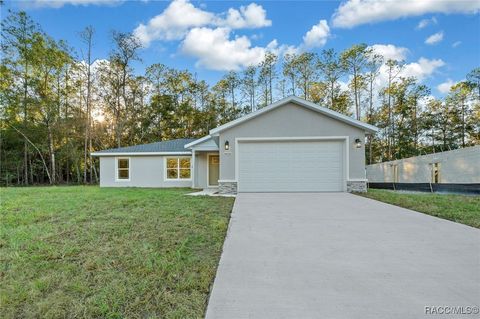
[208,154,219,187]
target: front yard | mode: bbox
[359,189,480,228]
[0,186,234,319]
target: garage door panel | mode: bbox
[238,140,344,192]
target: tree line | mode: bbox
[1,10,479,186]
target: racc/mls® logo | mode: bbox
[424,305,479,315]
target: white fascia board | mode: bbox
[184,135,212,149]
[191,146,219,151]
[91,151,191,156]
[209,96,379,135]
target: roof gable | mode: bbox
[184,135,219,150]
[209,96,378,135]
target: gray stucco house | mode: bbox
[92,96,378,194]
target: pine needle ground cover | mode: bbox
[0,186,234,318]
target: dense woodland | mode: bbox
[1,10,479,186]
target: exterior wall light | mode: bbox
[354,138,362,148]
[224,140,230,151]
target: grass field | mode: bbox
[359,189,480,228]
[0,186,234,319]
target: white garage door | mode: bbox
[238,140,344,192]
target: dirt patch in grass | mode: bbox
[0,186,234,318]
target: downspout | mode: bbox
[191,149,195,189]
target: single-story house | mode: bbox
[92,96,378,194]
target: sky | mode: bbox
[3,0,480,97]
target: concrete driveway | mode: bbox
[205,193,480,319]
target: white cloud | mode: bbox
[402,57,445,80]
[425,31,444,45]
[415,94,436,113]
[133,0,216,46]
[373,56,444,88]
[223,3,272,29]
[338,79,350,92]
[133,0,303,71]
[362,56,445,106]
[332,0,480,28]
[369,44,408,61]
[260,39,298,57]
[416,17,437,29]
[24,0,121,8]
[437,79,458,93]
[417,19,429,29]
[280,43,300,57]
[180,27,270,71]
[452,41,462,48]
[133,0,271,47]
[302,20,330,48]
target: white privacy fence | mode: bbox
[366,145,480,184]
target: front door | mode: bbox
[208,154,219,187]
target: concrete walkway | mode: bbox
[186,188,236,197]
[205,193,480,319]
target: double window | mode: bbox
[166,157,191,180]
[117,158,130,180]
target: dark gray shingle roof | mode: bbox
[94,138,196,154]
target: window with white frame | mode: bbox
[117,158,130,180]
[166,157,191,180]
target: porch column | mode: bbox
[191,149,195,188]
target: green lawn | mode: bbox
[358,189,480,228]
[0,186,234,319]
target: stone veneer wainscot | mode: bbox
[347,180,367,193]
[219,181,237,195]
